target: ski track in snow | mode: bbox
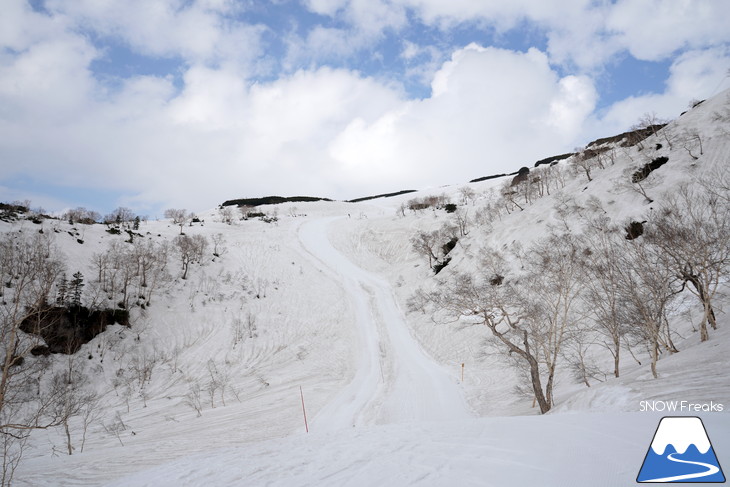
[297,216,472,429]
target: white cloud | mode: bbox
[1,33,600,214]
[2,0,728,216]
[401,40,422,61]
[303,0,407,33]
[596,47,730,135]
[287,25,355,63]
[44,0,265,67]
[0,41,406,213]
[286,0,407,69]
[607,0,730,62]
[398,41,447,90]
[0,0,71,51]
[309,0,730,71]
[541,5,620,70]
[167,65,248,129]
[548,75,598,136]
[344,0,407,35]
[330,45,597,191]
[0,185,73,215]
[302,0,348,17]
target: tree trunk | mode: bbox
[529,359,550,414]
[650,340,659,379]
[686,275,712,340]
[545,365,556,407]
[611,334,621,378]
[522,330,550,414]
[64,419,73,455]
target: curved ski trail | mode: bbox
[298,217,472,432]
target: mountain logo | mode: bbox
[637,416,726,483]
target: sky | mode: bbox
[1,0,729,218]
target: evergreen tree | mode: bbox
[56,273,68,306]
[69,271,84,307]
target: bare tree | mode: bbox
[0,233,91,481]
[64,207,99,225]
[458,186,477,205]
[164,209,191,234]
[211,233,227,258]
[627,112,667,151]
[516,176,539,206]
[174,234,208,279]
[231,314,245,347]
[453,208,470,237]
[427,261,558,411]
[658,124,677,150]
[599,147,617,167]
[184,381,203,417]
[78,394,100,454]
[564,325,605,387]
[238,205,254,220]
[246,312,257,339]
[615,235,678,378]
[637,112,667,138]
[645,183,730,341]
[91,239,169,309]
[698,164,730,205]
[572,149,596,182]
[410,230,440,269]
[531,165,554,197]
[164,208,187,224]
[130,349,158,388]
[218,207,235,225]
[680,129,703,160]
[143,241,170,306]
[105,207,136,227]
[517,233,587,407]
[47,365,98,456]
[500,179,524,213]
[1,423,28,486]
[1,233,65,419]
[580,220,631,377]
[420,232,584,413]
[617,165,663,204]
[206,360,230,408]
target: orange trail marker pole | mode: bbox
[300,386,309,433]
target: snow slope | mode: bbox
[298,217,472,429]
[7,89,730,486]
[101,413,729,487]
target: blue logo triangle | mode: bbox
[637,416,725,483]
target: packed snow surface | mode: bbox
[298,217,472,429]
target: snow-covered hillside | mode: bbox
[3,90,730,486]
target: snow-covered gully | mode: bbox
[298,217,472,430]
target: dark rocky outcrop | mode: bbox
[221,196,332,207]
[632,156,669,183]
[511,167,530,186]
[21,305,130,354]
